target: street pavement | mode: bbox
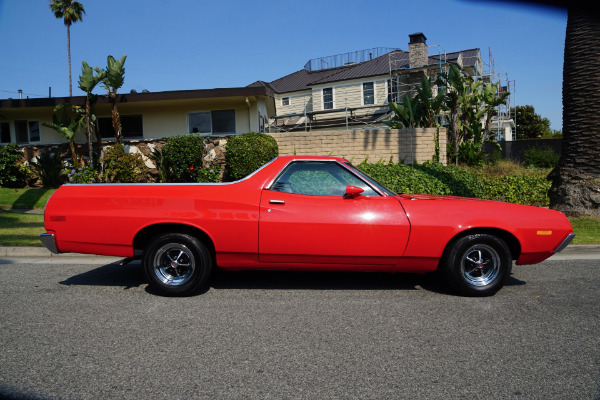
[0,257,598,399]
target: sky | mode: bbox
[0,0,566,130]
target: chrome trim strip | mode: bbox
[553,232,576,254]
[39,233,59,254]
[269,200,285,204]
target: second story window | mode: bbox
[282,97,290,106]
[323,88,333,110]
[363,82,374,105]
[387,79,400,103]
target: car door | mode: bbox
[258,160,410,266]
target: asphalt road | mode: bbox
[0,258,598,400]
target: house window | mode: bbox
[323,88,333,110]
[98,115,143,139]
[189,110,236,135]
[363,82,375,105]
[282,97,290,106]
[15,120,40,144]
[0,122,10,143]
[387,79,400,103]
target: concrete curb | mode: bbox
[1,245,599,259]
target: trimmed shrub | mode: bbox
[522,145,560,168]
[102,143,146,183]
[357,160,550,207]
[160,134,205,182]
[225,132,278,181]
[32,150,64,187]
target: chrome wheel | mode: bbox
[460,244,501,287]
[441,233,512,296]
[152,243,196,286]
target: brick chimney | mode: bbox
[408,32,428,68]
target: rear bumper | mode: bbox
[39,233,59,254]
[553,233,576,254]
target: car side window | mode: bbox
[271,161,379,196]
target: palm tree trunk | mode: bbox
[67,24,72,97]
[548,8,600,217]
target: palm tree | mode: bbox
[49,0,86,97]
[97,55,127,143]
[548,7,600,217]
[78,61,105,168]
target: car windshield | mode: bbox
[344,162,397,196]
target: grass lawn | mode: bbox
[0,187,55,210]
[570,217,600,245]
[0,210,45,246]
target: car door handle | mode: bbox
[269,200,285,204]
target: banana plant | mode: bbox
[415,76,445,128]
[96,55,126,143]
[78,61,105,168]
[385,94,420,128]
[43,103,85,169]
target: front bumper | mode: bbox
[553,232,576,254]
[39,233,59,254]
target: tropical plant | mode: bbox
[49,0,85,97]
[385,94,419,128]
[415,76,445,128]
[96,55,127,143]
[78,61,105,168]
[32,150,64,187]
[42,103,85,169]
[549,7,600,217]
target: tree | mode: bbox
[96,55,127,143]
[549,7,600,217]
[42,103,85,169]
[512,105,552,139]
[78,61,105,168]
[49,0,86,97]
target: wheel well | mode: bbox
[133,223,216,256]
[443,228,521,261]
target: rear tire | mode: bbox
[441,234,512,296]
[143,233,213,296]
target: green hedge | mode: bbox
[225,132,278,181]
[357,161,550,207]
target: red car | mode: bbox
[40,156,575,296]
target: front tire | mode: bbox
[143,233,213,296]
[441,234,512,296]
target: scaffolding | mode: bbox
[481,48,516,141]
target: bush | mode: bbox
[357,160,550,206]
[0,144,36,188]
[102,143,146,183]
[66,166,98,184]
[32,150,64,187]
[522,145,560,168]
[225,132,278,181]
[160,134,205,182]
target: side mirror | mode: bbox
[344,185,364,198]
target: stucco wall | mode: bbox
[270,128,447,165]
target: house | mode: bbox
[0,86,275,146]
[249,33,510,134]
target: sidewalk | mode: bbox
[1,244,599,262]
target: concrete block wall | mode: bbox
[270,128,447,165]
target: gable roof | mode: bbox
[250,48,480,94]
